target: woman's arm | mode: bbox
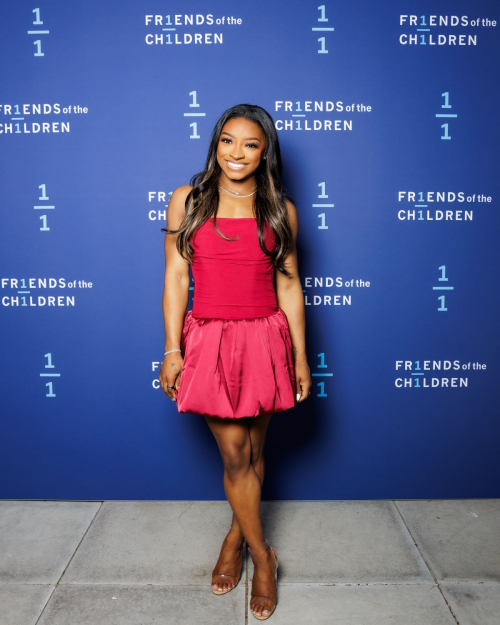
[275,200,312,403]
[159,185,192,401]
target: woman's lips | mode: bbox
[226,160,248,170]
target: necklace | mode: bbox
[219,184,257,198]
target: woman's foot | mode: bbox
[211,531,246,595]
[249,539,278,620]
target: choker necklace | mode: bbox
[219,184,257,198]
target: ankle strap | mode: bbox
[248,538,270,556]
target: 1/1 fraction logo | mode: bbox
[40,352,60,397]
[312,5,334,54]
[28,8,50,57]
[436,92,457,140]
[313,181,335,229]
[183,91,206,139]
[34,183,55,231]
[311,352,333,397]
[433,265,454,311]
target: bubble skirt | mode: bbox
[175,308,297,419]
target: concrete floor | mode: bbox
[0,499,498,624]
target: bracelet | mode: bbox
[295,360,310,372]
[164,348,181,356]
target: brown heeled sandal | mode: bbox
[211,536,246,595]
[249,539,279,620]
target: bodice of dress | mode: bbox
[190,217,279,319]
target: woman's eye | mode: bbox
[221,138,258,149]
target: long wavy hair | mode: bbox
[162,103,295,278]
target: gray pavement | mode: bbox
[0,499,498,624]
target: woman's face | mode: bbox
[216,117,266,185]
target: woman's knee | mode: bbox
[221,437,252,479]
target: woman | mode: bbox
[159,104,311,620]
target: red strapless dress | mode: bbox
[175,217,297,419]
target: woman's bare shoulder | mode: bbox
[167,185,194,225]
[171,184,194,201]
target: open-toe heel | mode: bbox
[211,537,246,595]
[249,538,279,620]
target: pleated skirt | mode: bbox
[175,308,297,419]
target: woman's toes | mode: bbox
[252,602,270,617]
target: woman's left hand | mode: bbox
[295,362,312,402]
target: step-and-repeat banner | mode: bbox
[1,1,499,500]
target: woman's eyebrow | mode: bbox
[221,131,261,142]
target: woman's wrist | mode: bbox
[164,348,181,356]
[164,342,181,352]
[293,350,308,363]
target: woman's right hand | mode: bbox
[159,352,184,402]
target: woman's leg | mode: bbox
[205,413,274,593]
[204,413,270,549]
[242,413,278,618]
[204,413,278,617]
[229,412,273,535]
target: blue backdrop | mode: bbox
[1,0,499,500]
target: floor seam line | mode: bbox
[392,500,460,625]
[34,501,104,625]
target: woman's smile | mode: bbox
[225,160,248,170]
